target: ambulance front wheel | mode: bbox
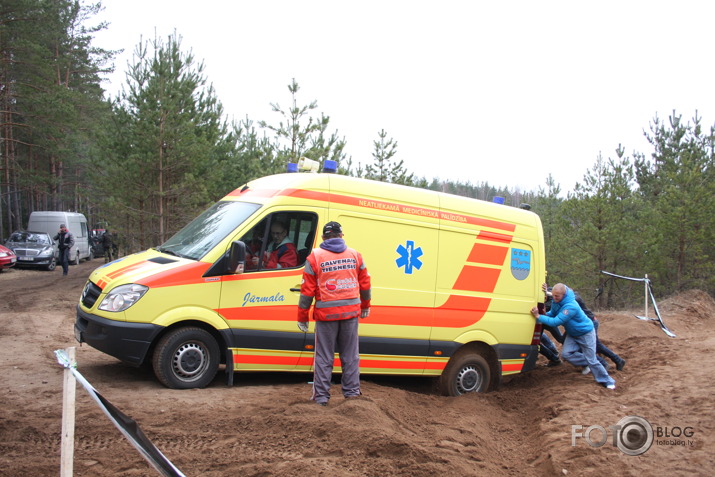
[439,351,491,396]
[152,327,220,389]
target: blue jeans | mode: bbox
[562,330,615,386]
[539,333,560,362]
[543,324,564,344]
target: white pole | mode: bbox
[60,346,76,477]
[643,273,648,318]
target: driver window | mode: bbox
[240,212,317,271]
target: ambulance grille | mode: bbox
[81,281,102,309]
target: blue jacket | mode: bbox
[537,287,594,337]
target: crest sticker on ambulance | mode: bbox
[395,240,423,274]
[511,248,531,280]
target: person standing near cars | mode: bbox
[297,221,371,406]
[53,224,75,276]
[102,230,114,263]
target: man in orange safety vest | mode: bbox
[297,221,371,406]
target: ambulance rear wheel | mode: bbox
[153,327,220,389]
[439,351,491,396]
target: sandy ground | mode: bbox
[0,260,713,476]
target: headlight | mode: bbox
[38,247,54,257]
[99,284,149,312]
[0,251,8,257]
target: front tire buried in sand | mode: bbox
[153,327,220,389]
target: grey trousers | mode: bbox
[312,317,360,403]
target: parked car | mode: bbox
[0,244,17,271]
[28,211,92,264]
[5,231,57,271]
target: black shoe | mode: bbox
[317,401,328,406]
[546,359,562,367]
[616,359,626,371]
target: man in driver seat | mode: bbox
[252,220,298,269]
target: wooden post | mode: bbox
[644,274,649,319]
[60,346,76,477]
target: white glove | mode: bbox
[297,321,309,332]
[360,308,370,318]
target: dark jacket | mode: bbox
[54,231,75,251]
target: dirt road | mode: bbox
[0,260,712,476]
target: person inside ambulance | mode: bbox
[243,222,265,270]
[252,220,298,269]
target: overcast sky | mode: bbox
[94,1,715,192]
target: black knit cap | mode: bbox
[323,221,342,235]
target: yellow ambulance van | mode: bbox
[75,171,546,395]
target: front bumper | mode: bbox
[15,255,53,267]
[75,306,163,365]
[0,257,16,269]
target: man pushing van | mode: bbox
[297,221,371,406]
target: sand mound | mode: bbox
[0,262,713,476]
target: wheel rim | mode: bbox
[171,341,208,382]
[455,364,482,394]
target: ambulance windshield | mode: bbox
[158,201,260,260]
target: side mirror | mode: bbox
[228,240,247,274]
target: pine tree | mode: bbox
[635,111,715,294]
[259,78,347,171]
[0,0,113,236]
[364,129,415,185]
[558,150,643,307]
[108,32,230,247]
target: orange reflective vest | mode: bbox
[298,246,371,322]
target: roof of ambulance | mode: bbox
[224,172,540,228]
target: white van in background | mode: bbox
[27,211,92,264]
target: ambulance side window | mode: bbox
[240,212,317,271]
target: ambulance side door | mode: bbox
[218,208,324,371]
[334,212,439,374]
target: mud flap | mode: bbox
[520,346,540,372]
[225,348,234,386]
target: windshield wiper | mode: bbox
[156,246,181,257]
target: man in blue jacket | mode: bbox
[531,283,616,390]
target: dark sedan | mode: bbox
[5,231,57,271]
